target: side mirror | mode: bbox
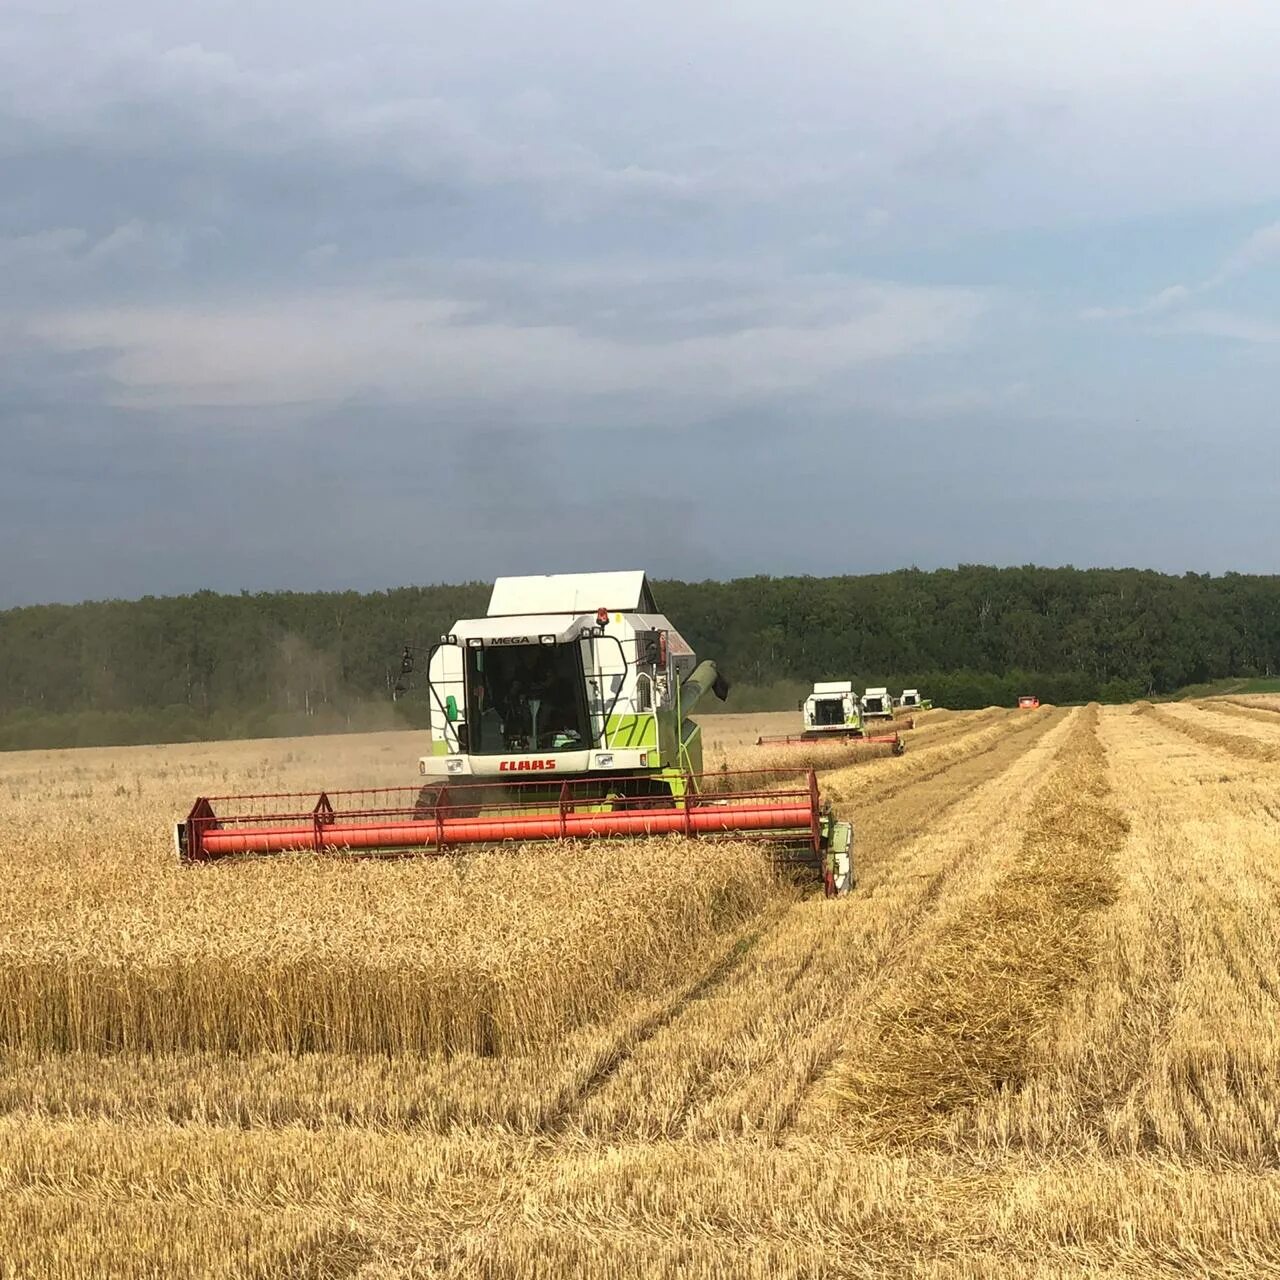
[400,646,414,675]
[446,695,458,723]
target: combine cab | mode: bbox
[862,687,894,721]
[176,572,856,895]
[755,680,905,757]
[802,681,864,739]
[899,688,932,712]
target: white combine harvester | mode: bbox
[801,681,864,737]
[899,689,932,711]
[176,571,856,894]
[756,679,904,756]
[861,687,894,720]
[417,570,713,793]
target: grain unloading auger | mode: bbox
[755,681,906,758]
[176,572,855,895]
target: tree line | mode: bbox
[1,565,1276,749]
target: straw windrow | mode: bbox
[827,706,1127,1142]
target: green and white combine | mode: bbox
[409,571,855,893]
[801,681,867,738]
[417,571,720,800]
[176,570,854,894]
[755,678,905,756]
[861,687,894,721]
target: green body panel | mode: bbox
[822,815,852,853]
[662,765,692,798]
[678,718,704,775]
[603,713,658,749]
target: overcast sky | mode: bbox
[3,1,1280,606]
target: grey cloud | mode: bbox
[0,34,714,240]
[5,393,1277,608]
[19,272,987,415]
[4,1,1280,605]
[901,102,1070,184]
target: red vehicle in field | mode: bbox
[1017,695,1041,709]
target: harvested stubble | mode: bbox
[1204,697,1280,727]
[1135,700,1280,762]
[572,708,1078,1141]
[9,708,1280,1277]
[1185,697,1280,749]
[901,700,1280,1169]
[440,1143,1280,1280]
[818,706,1039,807]
[827,705,1125,1142]
[1225,693,1280,714]
[2,1193,363,1280]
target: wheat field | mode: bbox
[2,701,1278,1277]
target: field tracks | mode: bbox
[560,710,1074,1141]
[948,703,1280,1166]
[819,706,1127,1145]
[822,707,1024,805]
[1223,695,1280,716]
[540,911,786,1133]
[1215,698,1280,723]
[1135,700,1280,762]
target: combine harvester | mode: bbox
[861,687,896,722]
[755,681,905,757]
[864,685,915,730]
[899,688,932,712]
[176,572,855,894]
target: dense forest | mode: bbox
[1,566,1277,749]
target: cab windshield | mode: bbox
[812,698,844,726]
[464,642,592,754]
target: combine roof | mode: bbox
[487,571,657,617]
